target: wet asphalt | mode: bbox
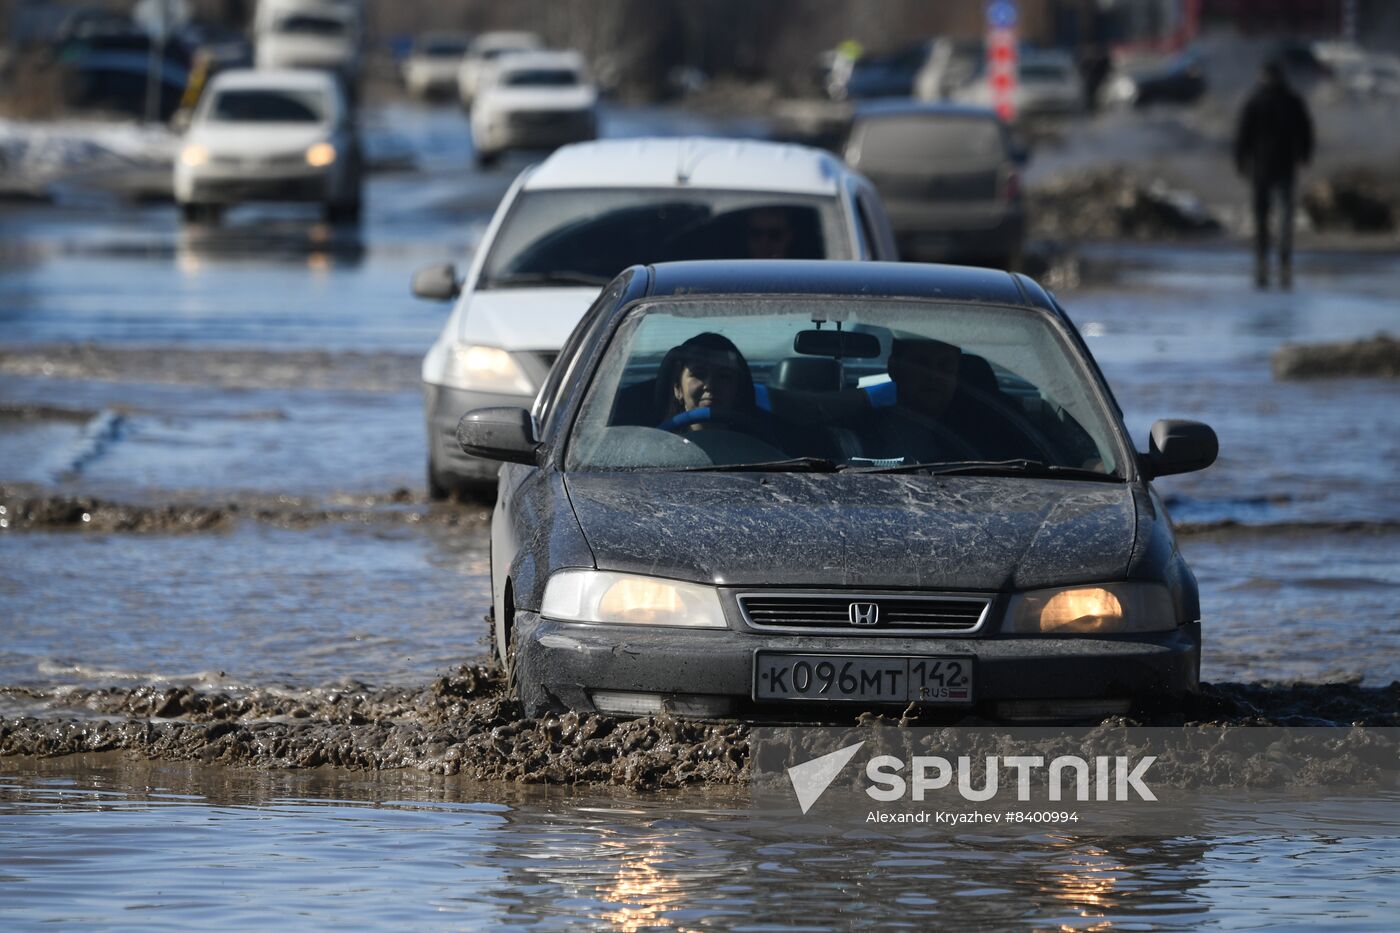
[2,100,1398,734]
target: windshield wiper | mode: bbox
[677,457,841,473]
[488,271,612,288]
[841,458,1123,482]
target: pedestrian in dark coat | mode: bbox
[1234,60,1314,288]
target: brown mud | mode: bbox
[0,487,489,532]
[2,673,1395,789]
[0,345,421,391]
[1272,333,1400,381]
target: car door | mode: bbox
[847,177,900,260]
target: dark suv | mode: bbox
[844,102,1026,268]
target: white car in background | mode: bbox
[402,31,473,99]
[955,48,1082,120]
[254,1,359,80]
[456,30,544,108]
[409,137,899,498]
[174,68,362,224]
[469,50,597,167]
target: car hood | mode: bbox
[187,123,331,156]
[453,286,602,351]
[479,85,597,111]
[563,472,1137,591]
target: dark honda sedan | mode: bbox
[459,261,1217,721]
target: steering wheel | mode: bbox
[658,406,765,435]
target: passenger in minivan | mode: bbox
[745,208,795,259]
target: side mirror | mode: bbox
[1142,419,1218,478]
[412,263,460,301]
[457,407,540,465]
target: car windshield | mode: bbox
[209,89,326,123]
[480,190,848,289]
[502,68,580,87]
[564,298,1124,478]
[277,15,346,37]
[1021,62,1073,83]
[856,115,1004,170]
[422,37,470,57]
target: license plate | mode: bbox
[753,653,973,704]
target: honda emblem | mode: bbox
[849,602,880,626]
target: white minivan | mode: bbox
[411,137,899,498]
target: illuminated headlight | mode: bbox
[305,142,336,167]
[542,570,727,629]
[1008,583,1177,635]
[441,344,534,394]
[180,143,209,167]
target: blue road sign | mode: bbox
[987,0,1018,29]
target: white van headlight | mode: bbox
[305,142,336,167]
[1008,582,1177,634]
[180,143,209,168]
[542,571,727,629]
[442,344,534,395]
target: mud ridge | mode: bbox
[2,678,1395,788]
[0,344,422,392]
[0,490,489,532]
[1175,518,1400,538]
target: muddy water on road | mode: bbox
[3,104,1400,925]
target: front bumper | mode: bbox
[478,112,596,153]
[513,611,1201,719]
[887,204,1026,263]
[424,382,533,485]
[179,168,333,205]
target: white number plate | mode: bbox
[753,653,973,704]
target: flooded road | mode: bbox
[3,101,1399,926]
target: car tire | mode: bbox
[324,202,361,225]
[180,203,221,225]
[426,456,450,501]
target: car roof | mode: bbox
[495,50,586,72]
[854,100,1002,121]
[523,137,847,194]
[472,31,542,51]
[641,260,1054,311]
[206,68,341,94]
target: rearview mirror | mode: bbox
[457,407,539,465]
[1142,419,1218,478]
[793,329,882,359]
[412,263,460,301]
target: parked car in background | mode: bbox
[57,29,191,120]
[254,2,359,80]
[459,260,1216,720]
[830,41,931,100]
[402,31,472,99]
[411,137,898,499]
[457,30,544,108]
[469,50,598,167]
[1104,49,1207,108]
[174,68,361,224]
[845,102,1025,268]
[954,48,1082,120]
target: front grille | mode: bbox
[738,593,988,634]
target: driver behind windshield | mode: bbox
[655,333,757,431]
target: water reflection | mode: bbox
[175,214,365,271]
[2,756,1397,928]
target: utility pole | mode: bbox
[144,0,169,123]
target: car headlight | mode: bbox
[542,570,727,629]
[441,344,534,395]
[180,143,209,168]
[306,142,336,167]
[1008,582,1177,634]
